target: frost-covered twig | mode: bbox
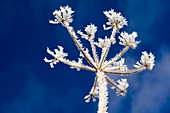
[84,76,99,102]
[101,46,129,70]
[99,27,117,69]
[44,5,155,113]
[77,24,99,68]
[44,47,95,72]
[104,66,146,75]
[64,24,97,69]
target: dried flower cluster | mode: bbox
[44,5,155,113]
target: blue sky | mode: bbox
[0,0,170,113]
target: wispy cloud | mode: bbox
[108,46,170,113]
[131,48,170,113]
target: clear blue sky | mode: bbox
[0,0,170,113]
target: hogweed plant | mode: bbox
[44,5,155,113]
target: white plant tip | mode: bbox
[103,9,127,30]
[114,58,128,71]
[119,31,140,49]
[70,58,83,71]
[54,46,68,59]
[50,5,74,25]
[84,85,99,103]
[44,46,68,68]
[94,36,116,48]
[116,78,129,96]
[77,24,97,40]
[134,51,155,70]
[44,57,58,68]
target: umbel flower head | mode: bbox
[134,51,155,70]
[49,5,74,25]
[44,5,155,113]
[44,46,68,68]
[119,31,140,49]
[103,9,127,30]
[94,36,116,48]
[113,78,129,96]
[77,24,97,40]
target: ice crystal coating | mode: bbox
[119,32,140,49]
[70,58,83,71]
[44,5,155,113]
[77,24,97,40]
[49,6,74,25]
[44,46,68,68]
[116,79,129,96]
[114,58,127,71]
[97,72,108,113]
[94,36,116,48]
[134,51,155,70]
[84,85,99,103]
[103,9,127,30]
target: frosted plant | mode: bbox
[44,5,155,113]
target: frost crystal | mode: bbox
[95,36,116,48]
[77,24,97,40]
[114,58,127,71]
[134,51,155,70]
[116,79,129,96]
[49,6,74,25]
[103,9,127,30]
[119,31,140,49]
[44,5,155,113]
[44,46,68,68]
[84,84,99,103]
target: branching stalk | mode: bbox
[89,38,99,69]
[101,46,129,70]
[57,58,96,72]
[64,24,97,70]
[45,6,155,113]
[105,76,123,91]
[104,66,146,75]
[99,27,117,69]
[91,76,98,94]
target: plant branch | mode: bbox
[104,66,146,75]
[89,38,99,69]
[64,24,97,70]
[99,27,117,69]
[57,58,96,72]
[92,76,98,94]
[105,76,123,91]
[101,46,129,70]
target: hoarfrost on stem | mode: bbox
[119,31,140,49]
[44,5,155,113]
[103,9,127,30]
[77,24,97,40]
[112,78,129,96]
[134,51,155,70]
[49,5,74,26]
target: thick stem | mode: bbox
[97,71,108,113]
